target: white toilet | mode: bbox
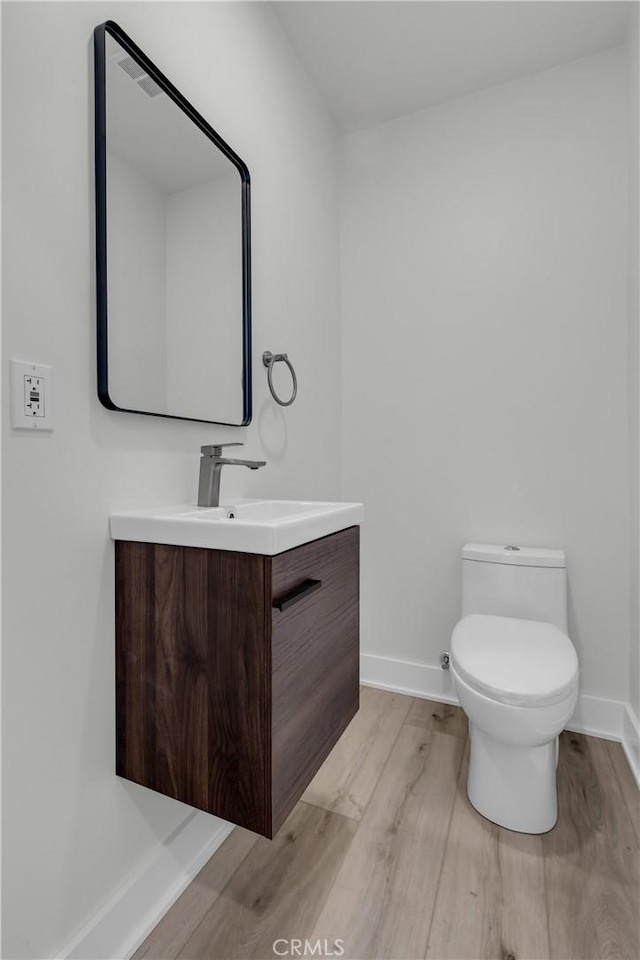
[450,543,579,834]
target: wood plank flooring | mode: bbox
[310,725,464,959]
[135,688,639,960]
[426,742,550,960]
[542,733,640,960]
[302,686,412,820]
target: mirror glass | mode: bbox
[95,23,251,425]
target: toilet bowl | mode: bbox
[451,544,579,834]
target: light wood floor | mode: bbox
[135,688,640,960]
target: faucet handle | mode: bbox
[201,442,243,457]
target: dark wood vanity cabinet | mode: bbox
[115,526,359,837]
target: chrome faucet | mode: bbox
[197,443,266,508]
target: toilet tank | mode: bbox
[461,543,568,632]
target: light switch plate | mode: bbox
[10,359,54,431]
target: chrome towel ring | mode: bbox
[262,351,298,407]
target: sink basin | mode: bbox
[110,499,364,555]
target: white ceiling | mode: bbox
[272,1,632,133]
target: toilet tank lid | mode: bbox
[462,543,566,568]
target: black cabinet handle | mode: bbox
[273,578,322,612]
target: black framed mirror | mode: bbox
[94,21,252,426]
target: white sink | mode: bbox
[110,499,364,555]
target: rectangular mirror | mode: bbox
[94,21,251,425]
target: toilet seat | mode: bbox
[451,613,578,708]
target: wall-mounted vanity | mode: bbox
[111,501,363,838]
[97,23,362,838]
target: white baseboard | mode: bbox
[361,652,639,785]
[565,693,625,741]
[57,811,233,960]
[54,658,637,960]
[360,651,459,704]
[622,704,640,787]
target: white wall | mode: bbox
[1,2,341,957]
[341,49,630,705]
[627,6,640,730]
[165,172,243,422]
[107,150,168,412]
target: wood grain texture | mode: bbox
[125,692,640,960]
[427,741,550,960]
[404,697,467,738]
[116,540,156,786]
[207,548,272,833]
[153,545,209,812]
[271,527,360,833]
[543,732,640,960]
[178,803,358,959]
[116,529,360,838]
[310,725,465,959]
[302,685,412,820]
[116,541,271,835]
[134,828,258,959]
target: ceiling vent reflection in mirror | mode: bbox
[114,53,163,97]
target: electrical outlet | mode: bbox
[24,375,45,417]
[10,359,54,431]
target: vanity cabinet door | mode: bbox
[270,527,360,833]
[116,542,272,835]
[115,527,360,840]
